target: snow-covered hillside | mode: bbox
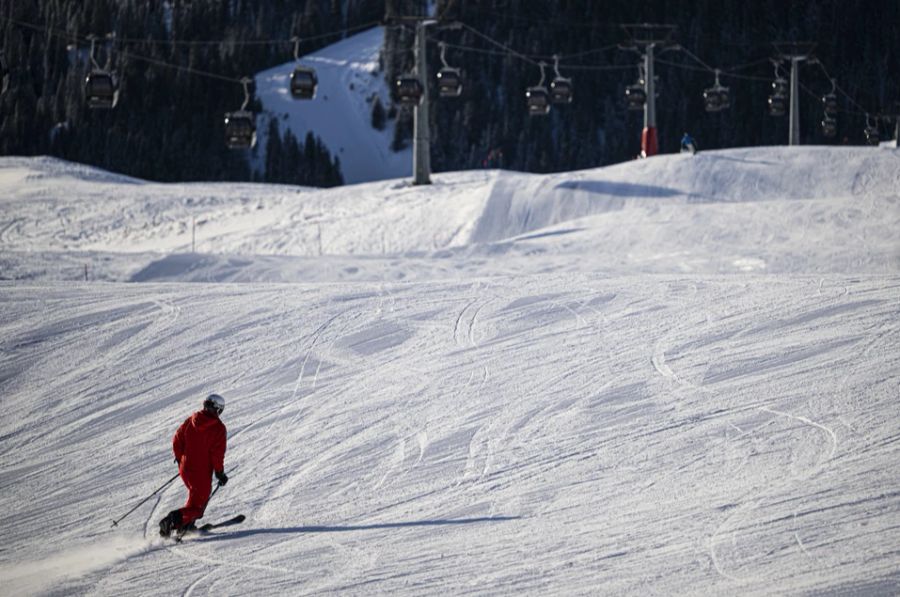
[1,147,899,596]
[255,27,411,184]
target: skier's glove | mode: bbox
[215,470,228,486]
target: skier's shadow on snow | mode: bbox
[194,516,521,543]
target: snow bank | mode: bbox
[2,146,897,281]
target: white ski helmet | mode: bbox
[203,393,225,414]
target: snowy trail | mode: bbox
[1,274,898,595]
[1,143,899,595]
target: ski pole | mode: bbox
[111,472,180,528]
[200,465,237,515]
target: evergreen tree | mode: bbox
[371,95,386,130]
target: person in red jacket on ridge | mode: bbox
[159,394,229,537]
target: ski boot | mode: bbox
[158,510,182,538]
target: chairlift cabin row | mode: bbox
[823,93,838,117]
[394,69,466,105]
[525,82,574,116]
[768,76,788,117]
[524,60,573,116]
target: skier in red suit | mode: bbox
[159,394,228,537]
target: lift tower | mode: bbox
[774,43,817,146]
[413,19,437,185]
[621,24,677,157]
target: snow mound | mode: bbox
[2,146,897,281]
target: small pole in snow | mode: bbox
[894,103,900,143]
[192,216,196,253]
[84,264,88,282]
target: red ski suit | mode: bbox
[172,410,227,526]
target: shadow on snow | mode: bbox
[194,516,521,543]
[554,180,681,198]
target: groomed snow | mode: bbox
[0,145,899,596]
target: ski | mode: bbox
[200,514,245,532]
[172,514,245,542]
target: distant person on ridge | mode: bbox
[680,132,697,154]
[159,394,228,537]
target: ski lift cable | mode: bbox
[428,38,631,71]
[655,57,770,82]
[656,53,774,80]
[679,46,717,74]
[814,60,871,115]
[99,20,383,47]
[5,14,378,48]
[811,58,886,118]
[13,13,414,84]
[551,44,620,61]
[458,22,540,67]
[454,23,619,63]
[118,48,246,83]
[10,17,250,85]
[8,14,888,121]
[457,5,824,50]
[798,78,873,119]
[723,57,773,73]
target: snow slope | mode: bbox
[254,27,411,184]
[0,147,899,596]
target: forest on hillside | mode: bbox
[2,0,898,185]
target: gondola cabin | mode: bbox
[550,77,573,104]
[822,93,838,117]
[821,116,837,138]
[772,78,788,97]
[436,68,462,97]
[768,94,786,116]
[395,76,424,106]
[703,87,722,112]
[704,87,730,112]
[864,124,880,145]
[717,88,731,110]
[224,111,257,149]
[290,66,317,100]
[1,54,8,95]
[526,86,550,115]
[625,84,646,110]
[85,71,118,109]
